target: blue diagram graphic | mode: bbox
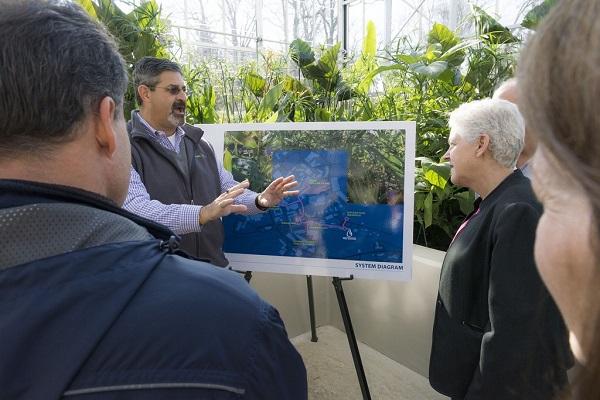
[223,150,404,262]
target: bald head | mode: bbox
[493,79,538,169]
[494,79,518,104]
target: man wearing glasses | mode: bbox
[124,57,298,266]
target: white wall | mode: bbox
[249,245,445,377]
[250,272,332,338]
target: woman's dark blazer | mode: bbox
[429,170,572,400]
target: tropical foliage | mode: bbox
[76,0,172,117]
[79,0,555,250]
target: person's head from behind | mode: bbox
[444,98,524,196]
[133,57,187,134]
[0,0,130,205]
[493,78,538,169]
[519,0,600,392]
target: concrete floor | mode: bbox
[292,326,448,400]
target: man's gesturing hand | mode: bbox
[199,180,249,225]
[257,175,300,208]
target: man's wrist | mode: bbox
[255,194,270,211]
[198,206,207,225]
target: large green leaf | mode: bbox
[315,107,332,122]
[394,53,420,64]
[243,72,267,98]
[134,0,161,29]
[302,64,325,81]
[424,169,447,190]
[301,43,342,93]
[418,157,450,189]
[428,23,459,53]
[362,20,377,58]
[409,61,448,78]
[424,43,443,62]
[424,192,433,228]
[439,39,477,67]
[290,39,315,68]
[352,21,379,95]
[75,0,98,18]
[358,64,405,93]
[336,82,354,101]
[419,158,450,180]
[257,83,283,120]
[472,5,519,44]
[223,149,233,172]
[265,111,279,123]
[318,43,341,75]
[454,191,475,215]
[521,0,558,30]
[283,75,311,96]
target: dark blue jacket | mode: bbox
[0,180,307,400]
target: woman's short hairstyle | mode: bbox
[449,98,525,168]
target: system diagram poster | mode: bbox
[201,122,415,281]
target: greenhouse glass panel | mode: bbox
[113,0,545,63]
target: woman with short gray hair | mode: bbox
[448,98,524,170]
[428,98,572,399]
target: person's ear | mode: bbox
[137,85,151,104]
[475,134,490,157]
[95,96,118,157]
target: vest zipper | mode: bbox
[187,141,200,258]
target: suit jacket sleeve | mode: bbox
[464,202,551,399]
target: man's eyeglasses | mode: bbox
[148,85,192,96]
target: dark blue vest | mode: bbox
[128,114,227,266]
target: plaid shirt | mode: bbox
[123,112,259,234]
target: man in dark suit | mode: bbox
[429,98,571,399]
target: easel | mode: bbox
[332,275,371,400]
[306,275,318,342]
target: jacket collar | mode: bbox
[0,179,175,240]
[128,110,205,145]
[478,169,526,210]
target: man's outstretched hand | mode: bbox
[199,180,249,225]
[257,175,300,208]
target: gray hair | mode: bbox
[0,0,128,157]
[449,98,524,168]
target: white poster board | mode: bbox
[199,122,415,281]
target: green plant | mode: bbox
[414,157,475,249]
[83,1,547,251]
[183,63,218,124]
[352,10,522,249]
[77,0,172,116]
[521,0,559,30]
[183,14,522,250]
